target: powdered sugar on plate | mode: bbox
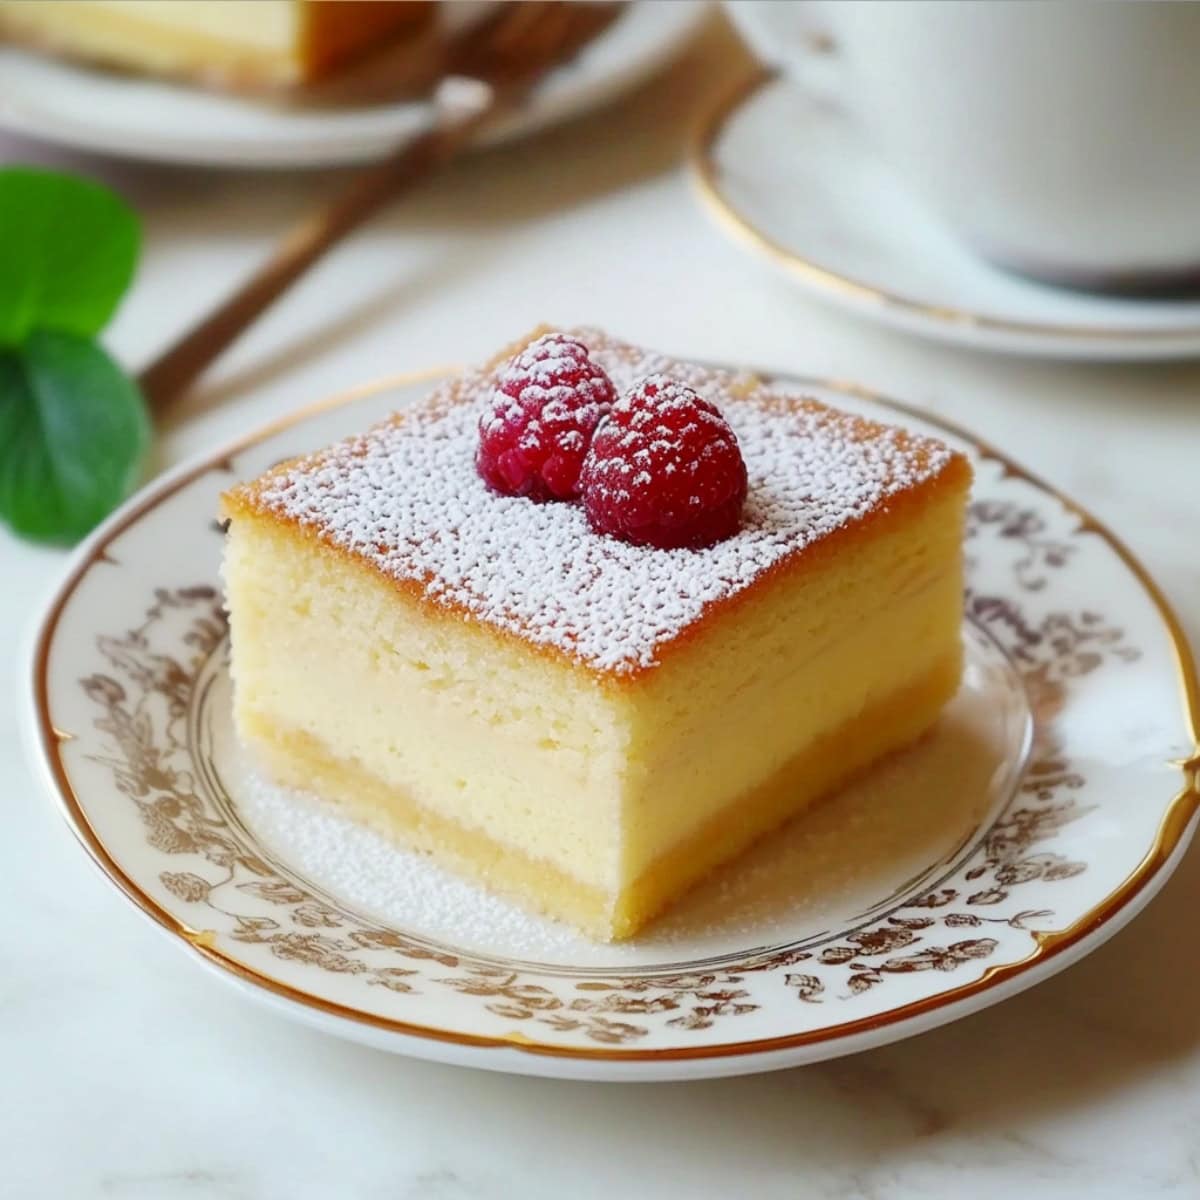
[238,769,596,963]
[237,329,958,675]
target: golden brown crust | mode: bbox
[298,1,430,82]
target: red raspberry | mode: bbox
[476,333,616,501]
[579,375,748,549]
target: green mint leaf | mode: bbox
[0,167,139,346]
[0,330,149,543]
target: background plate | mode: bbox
[0,2,709,167]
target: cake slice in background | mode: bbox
[0,0,432,90]
[220,328,972,941]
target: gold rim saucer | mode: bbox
[691,70,1200,347]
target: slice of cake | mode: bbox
[220,328,971,941]
[0,0,431,89]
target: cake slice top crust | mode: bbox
[224,328,969,678]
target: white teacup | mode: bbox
[726,1,1200,292]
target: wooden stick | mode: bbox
[138,3,620,417]
[138,100,489,414]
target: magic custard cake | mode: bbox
[221,328,971,941]
[0,0,430,89]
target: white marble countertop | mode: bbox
[5,16,1200,1199]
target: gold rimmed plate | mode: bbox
[692,72,1200,361]
[21,363,1199,1081]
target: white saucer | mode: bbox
[692,73,1200,361]
[0,2,708,169]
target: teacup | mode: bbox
[725,0,1200,292]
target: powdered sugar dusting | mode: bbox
[240,770,593,961]
[242,330,957,675]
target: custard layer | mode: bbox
[245,652,960,940]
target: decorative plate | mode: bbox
[691,72,1200,362]
[0,2,707,169]
[23,366,1198,1082]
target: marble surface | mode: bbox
[4,15,1200,1199]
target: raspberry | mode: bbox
[476,333,616,501]
[579,375,748,549]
